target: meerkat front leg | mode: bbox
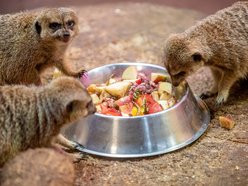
[215,71,237,105]
[54,134,85,151]
[55,59,87,78]
[53,134,87,162]
[200,67,222,99]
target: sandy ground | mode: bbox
[59,2,248,186]
[1,2,247,186]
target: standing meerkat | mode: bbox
[163,1,248,105]
[0,7,85,85]
[0,77,95,167]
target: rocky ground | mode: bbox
[59,2,247,186]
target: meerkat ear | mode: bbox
[35,21,42,35]
[192,52,202,62]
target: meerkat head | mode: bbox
[35,8,79,44]
[47,77,96,125]
[163,34,212,86]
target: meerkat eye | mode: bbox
[192,53,202,62]
[67,20,75,27]
[49,22,62,30]
[174,71,186,78]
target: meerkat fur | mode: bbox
[0,7,85,86]
[0,77,95,167]
[163,1,248,105]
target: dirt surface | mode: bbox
[57,2,248,186]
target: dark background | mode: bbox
[0,0,242,14]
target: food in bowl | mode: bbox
[87,66,177,116]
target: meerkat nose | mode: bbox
[87,101,96,114]
[62,31,70,42]
[171,79,180,87]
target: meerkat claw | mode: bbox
[73,141,86,152]
[200,91,217,99]
[214,96,226,109]
[72,151,88,163]
[78,69,88,79]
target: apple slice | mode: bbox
[87,84,105,94]
[158,82,172,94]
[105,81,132,98]
[159,91,171,100]
[158,100,169,110]
[122,66,138,80]
[151,73,169,83]
[151,91,160,101]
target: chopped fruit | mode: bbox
[121,66,138,80]
[115,96,132,107]
[96,105,102,112]
[100,104,122,116]
[119,102,134,115]
[131,106,138,116]
[158,82,172,94]
[87,84,96,93]
[158,100,169,110]
[151,91,159,101]
[87,66,177,117]
[219,116,235,130]
[168,98,176,107]
[105,81,132,98]
[160,91,171,100]
[123,79,139,83]
[99,90,111,102]
[87,84,105,94]
[90,94,101,105]
[135,94,162,114]
[151,73,169,83]
[135,78,142,84]
[148,102,163,114]
[107,78,117,85]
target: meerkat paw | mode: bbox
[215,92,228,106]
[77,68,88,79]
[55,134,85,152]
[71,151,89,163]
[62,140,86,152]
[200,91,217,99]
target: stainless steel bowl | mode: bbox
[62,62,210,158]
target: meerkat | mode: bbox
[0,7,85,86]
[0,148,75,186]
[0,77,95,167]
[163,1,248,105]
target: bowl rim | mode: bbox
[87,62,189,119]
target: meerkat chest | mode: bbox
[53,44,68,60]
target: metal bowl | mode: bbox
[62,62,210,158]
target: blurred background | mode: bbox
[0,0,242,14]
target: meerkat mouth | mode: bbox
[61,37,70,43]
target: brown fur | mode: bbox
[0,148,75,186]
[0,77,95,167]
[163,1,248,105]
[0,7,85,86]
